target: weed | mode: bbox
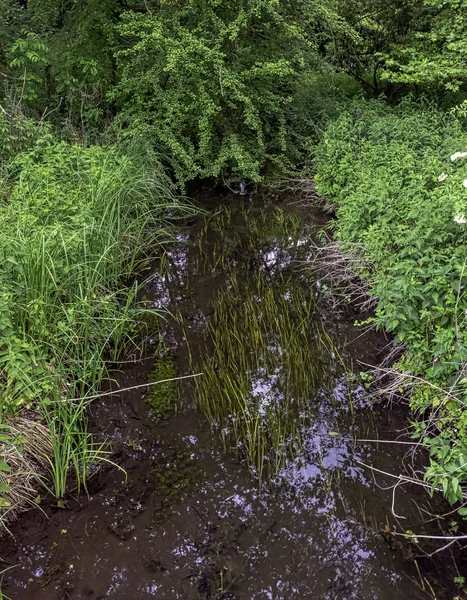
[192,269,330,483]
[146,354,179,420]
[314,98,467,504]
[0,137,198,520]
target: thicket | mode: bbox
[0,0,356,184]
[315,99,467,507]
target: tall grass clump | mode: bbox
[192,270,330,484]
[313,97,467,508]
[0,133,196,516]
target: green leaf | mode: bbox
[0,482,11,494]
[0,460,11,473]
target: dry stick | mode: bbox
[354,439,426,446]
[354,458,433,491]
[392,478,407,520]
[358,361,463,404]
[356,459,467,545]
[391,532,467,541]
[40,97,63,122]
[67,373,203,403]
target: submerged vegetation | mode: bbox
[193,270,328,482]
[146,354,179,420]
[191,205,334,483]
[1,0,467,579]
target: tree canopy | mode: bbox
[1,0,467,176]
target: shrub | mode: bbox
[110,0,349,185]
[315,98,467,504]
[0,135,187,415]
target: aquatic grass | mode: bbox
[192,269,331,483]
[42,398,126,500]
[196,205,239,273]
[189,201,338,482]
[196,203,302,275]
[146,354,179,420]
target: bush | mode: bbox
[315,98,467,504]
[0,134,188,416]
[110,0,349,185]
[0,112,47,166]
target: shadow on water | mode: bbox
[1,191,464,599]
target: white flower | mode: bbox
[463,179,467,188]
[438,173,448,182]
[454,214,467,224]
[451,151,467,161]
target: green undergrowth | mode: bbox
[146,354,179,420]
[314,97,467,507]
[0,130,197,507]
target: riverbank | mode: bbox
[0,136,196,527]
[1,192,464,599]
[313,98,467,510]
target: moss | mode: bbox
[146,354,178,420]
[151,451,197,523]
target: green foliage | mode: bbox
[315,98,467,502]
[329,0,467,101]
[380,0,467,93]
[110,0,349,184]
[424,435,467,504]
[332,0,418,98]
[9,31,49,103]
[0,132,198,497]
[0,135,184,414]
[0,0,121,128]
[0,113,48,166]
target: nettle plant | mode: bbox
[315,99,467,507]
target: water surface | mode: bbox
[1,193,456,599]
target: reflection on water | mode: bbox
[1,197,437,600]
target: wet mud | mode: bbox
[1,192,465,599]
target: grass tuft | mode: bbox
[0,136,198,523]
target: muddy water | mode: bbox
[1,193,460,599]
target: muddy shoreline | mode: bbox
[1,192,464,599]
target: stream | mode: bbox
[1,191,463,599]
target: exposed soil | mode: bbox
[1,191,465,600]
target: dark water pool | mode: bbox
[1,192,463,599]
